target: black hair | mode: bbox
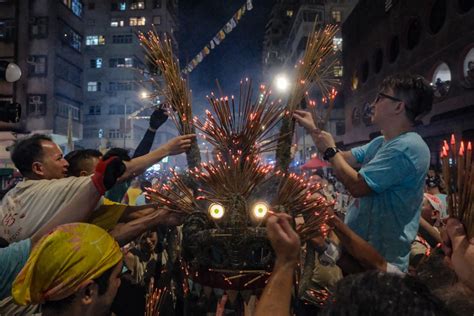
[103,147,131,162]
[42,265,115,312]
[323,271,450,316]
[11,134,53,177]
[140,180,152,191]
[65,149,103,177]
[379,73,434,123]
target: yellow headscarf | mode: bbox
[12,223,123,305]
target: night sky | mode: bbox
[178,0,275,114]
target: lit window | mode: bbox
[332,10,342,23]
[286,10,293,17]
[87,81,101,92]
[90,58,102,68]
[129,17,146,26]
[86,35,105,45]
[130,1,145,10]
[62,0,83,17]
[110,19,125,27]
[109,57,134,68]
[119,2,126,10]
[333,65,343,78]
[432,62,452,98]
[333,37,342,51]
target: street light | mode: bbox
[0,61,22,83]
[140,90,149,99]
[273,73,290,93]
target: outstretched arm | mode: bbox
[132,108,168,158]
[119,134,195,181]
[255,213,300,316]
[329,215,387,271]
[293,110,372,197]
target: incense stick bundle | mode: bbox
[145,283,169,316]
[139,30,193,135]
[276,23,340,170]
[145,170,197,214]
[274,172,334,242]
[440,135,474,238]
[287,23,340,113]
[193,79,286,158]
[190,154,273,201]
[139,30,201,168]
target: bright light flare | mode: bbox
[252,202,269,219]
[209,203,225,219]
[274,74,290,93]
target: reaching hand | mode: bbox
[151,208,185,227]
[163,134,196,156]
[149,107,168,131]
[293,110,336,153]
[441,218,474,291]
[266,213,300,266]
[293,110,317,131]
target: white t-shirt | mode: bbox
[0,176,93,242]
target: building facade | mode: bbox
[79,0,178,152]
[0,0,85,164]
[341,0,474,166]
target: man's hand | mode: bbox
[441,218,474,291]
[266,213,300,266]
[294,110,336,153]
[163,134,196,156]
[293,110,317,131]
[149,107,168,131]
[152,208,185,226]
[311,130,336,153]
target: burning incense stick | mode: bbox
[440,135,474,238]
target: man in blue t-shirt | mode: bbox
[294,73,433,271]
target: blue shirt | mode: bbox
[0,238,31,299]
[346,132,430,271]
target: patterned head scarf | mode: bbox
[12,223,122,305]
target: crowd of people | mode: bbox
[0,73,473,316]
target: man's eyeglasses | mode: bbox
[374,92,403,104]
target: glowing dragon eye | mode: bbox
[208,203,225,219]
[252,202,269,219]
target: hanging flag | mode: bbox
[230,17,237,28]
[235,7,243,21]
[218,30,226,41]
[246,0,253,11]
[213,35,221,46]
[196,52,203,63]
[224,21,233,33]
[182,0,250,74]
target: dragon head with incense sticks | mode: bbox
[147,81,334,290]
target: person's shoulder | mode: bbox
[388,133,429,152]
